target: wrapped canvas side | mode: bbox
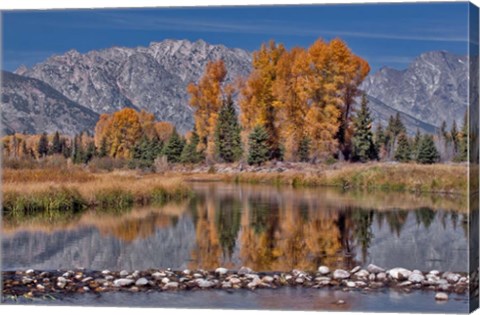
[469,2,479,313]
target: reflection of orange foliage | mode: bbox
[188,200,224,270]
[99,213,171,242]
[239,200,343,272]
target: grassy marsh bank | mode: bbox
[2,168,192,220]
[184,162,468,194]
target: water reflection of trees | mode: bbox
[187,185,468,271]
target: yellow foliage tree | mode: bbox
[187,60,228,160]
[240,40,285,159]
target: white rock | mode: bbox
[444,272,460,284]
[318,266,330,275]
[161,277,170,284]
[25,269,35,276]
[398,281,412,287]
[182,269,191,275]
[367,264,385,274]
[135,278,149,286]
[36,284,45,290]
[230,278,241,285]
[193,273,203,279]
[388,268,412,280]
[215,267,228,275]
[350,266,361,274]
[346,281,356,288]
[295,277,305,284]
[408,273,425,283]
[377,273,387,281]
[262,276,274,283]
[333,269,351,280]
[101,270,111,275]
[238,266,253,275]
[429,270,440,276]
[164,282,179,290]
[119,270,129,277]
[197,279,215,288]
[435,292,449,301]
[114,279,134,287]
[22,277,34,285]
[355,269,370,278]
[221,281,232,289]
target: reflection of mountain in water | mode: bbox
[2,183,468,272]
[2,216,196,271]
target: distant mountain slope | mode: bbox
[361,51,468,129]
[1,71,99,136]
[16,39,252,133]
[365,95,438,135]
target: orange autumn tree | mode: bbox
[187,60,228,160]
[240,37,369,162]
[94,108,170,159]
[240,40,285,159]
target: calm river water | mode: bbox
[1,182,471,312]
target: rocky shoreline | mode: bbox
[2,265,474,302]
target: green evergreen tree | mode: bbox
[98,137,108,158]
[451,120,459,155]
[181,128,204,164]
[374,123,386,159]
[351,94,377,162]
[214,96,243,163]
[297,136,311,162]
[416,135,439,164]
[52,131,62,154]
[456,111,468,162]
[84,142,96,163]
[385,113,406,159]
[61,138,71,159]
[163,129,185,163]
[37,132,49,158]
[247,125,270,165]
[394,132,411,162]
[411,128,422,160]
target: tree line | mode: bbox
[1,37,469,166]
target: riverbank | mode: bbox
[180,162,468,194]
[2,265,472,303]
[2,168,192,219]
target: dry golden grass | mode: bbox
[185,162,468,194]
[2,168,192,218]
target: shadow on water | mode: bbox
[2,182,469,272]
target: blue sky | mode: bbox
[1,2,470,73]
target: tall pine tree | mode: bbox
[416,135,439,164]
[181,128,204,164]
[247,126,270,165]
[38,132,49,158]
[214,95,243,163]
[298,136,311,162]
[351,94,377,162]
[394,133,411,162]
[52,131,62,154]
[163,129,185,163]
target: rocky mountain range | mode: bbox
[1,71,99,136]
[361,51,468,131]
[13,39,252,134]
[1,39,469,136]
